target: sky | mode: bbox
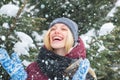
[0,0,120,66]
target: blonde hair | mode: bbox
[44,28,74,53]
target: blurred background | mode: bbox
[0,0,120,80]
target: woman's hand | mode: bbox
[0,48,27,80]
[72,58,90,80]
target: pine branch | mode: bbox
[5,0,28,37]
[16,0,28,19]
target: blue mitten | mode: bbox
[72,59,90,80]
[0,48,27,80]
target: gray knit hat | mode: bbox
[49,17,78,44]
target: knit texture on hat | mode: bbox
[49,17,78,44]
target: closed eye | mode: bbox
[50,27,56,31]
[61,27,68,31]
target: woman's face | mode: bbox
[49,23,69,53]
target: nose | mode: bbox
[54,28,60,34]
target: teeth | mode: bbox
[54,36,60,39]
[53,36,62,40]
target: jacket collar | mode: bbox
[66,37,86,59]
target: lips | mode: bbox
[52,36,63,41]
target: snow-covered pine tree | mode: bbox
[0,0,120,80]
[0,0,46,79]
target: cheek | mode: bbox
[64,33,68,40]
[49,32,53,40]
[62,35,68,44]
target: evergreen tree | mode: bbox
[86,1,120,79]
[0,0,120,80]
[87,26,120,80]
[0,0,45,79]
[28,0,115,34]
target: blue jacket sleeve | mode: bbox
[0,48,27,80]
[72,58,90,80]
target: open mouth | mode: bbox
[52,36,63,41]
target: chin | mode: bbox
[51,45,64,49]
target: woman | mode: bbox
[26,17,96,80]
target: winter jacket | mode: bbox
[26,38,95,80]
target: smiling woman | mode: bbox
[26,17,96,80]
[44,23,74,56]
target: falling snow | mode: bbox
[0,0,120,68]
